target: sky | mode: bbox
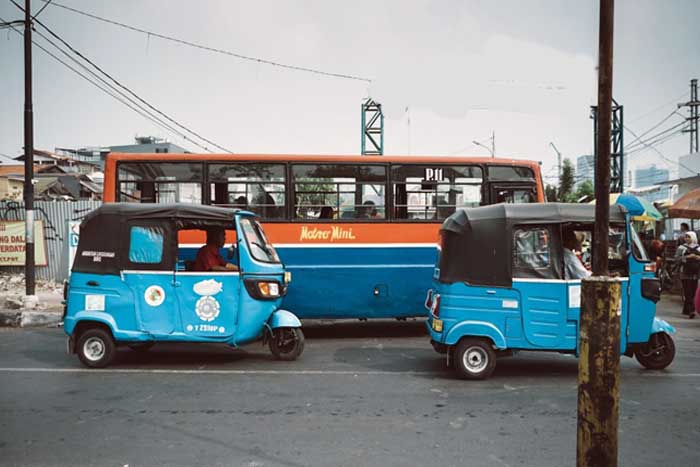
[0,0,698,188]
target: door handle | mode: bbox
[486,290,496,294]
[86,280,99,287]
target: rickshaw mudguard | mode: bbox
[651,317,676,335]
[444,320,508,349]
[268,309,302,329]
[66,311,146,341]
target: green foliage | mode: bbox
[574,180,594,201]
[558,158,576,202]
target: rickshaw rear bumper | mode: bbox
[268,309,302,329]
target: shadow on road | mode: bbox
[302,318,427,339]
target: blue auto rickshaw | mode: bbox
[426,203,676,379]
[64,203,304,368]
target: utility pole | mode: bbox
[577,1,620,466]
[361,98,384,155]
[24,0,36,299]
[678,79,699,153]
[491,131,496,158]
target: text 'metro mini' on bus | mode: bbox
[103,154,544,320]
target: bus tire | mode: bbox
[76,327,116,368]
[635,332,675,370]
[454,337,496,380]
[269,327,304,361]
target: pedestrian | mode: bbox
[677,222,690,246]
[675,230,700,318]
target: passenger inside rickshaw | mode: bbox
[178,227,239,272]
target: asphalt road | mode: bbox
[0,296,698,467]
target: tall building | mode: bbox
[633,164,670,202]
[576,155,594,188]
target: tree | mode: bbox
[558,158,576,202]
[574,180,594,201]
[545,184,558,202]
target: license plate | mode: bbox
[284,271,292,284]
[432,318,443,333]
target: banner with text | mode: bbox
[0,220,48,266]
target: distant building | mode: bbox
[633,164,670,202]
[55,136,188,170]
[678,153,700,179]
[576,155,594,188]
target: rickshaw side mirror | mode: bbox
[227,244,237,260]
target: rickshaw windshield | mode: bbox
[240,217,281,263]
[629,224,650,261]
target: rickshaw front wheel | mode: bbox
[454,338,496,380]
[635,332,675,370]
[76,327,116,368]
[269,327,305,361]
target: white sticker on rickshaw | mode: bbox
[569,285,581,308]
[85,294,105,311]
[502,299,518,309]
[193,279,223,322]
[144,285,165,307]
[187,324,220,332]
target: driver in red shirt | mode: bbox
[193,227,238,272]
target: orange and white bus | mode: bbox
[104,153,544,319]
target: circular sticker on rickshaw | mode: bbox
[144,285,165,307]
[195,296,220,322]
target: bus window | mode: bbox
[392,165,483,220]
[118,162,203,204]
[487,165,535,181]
[292,164,386,220]
[208,163,286,220]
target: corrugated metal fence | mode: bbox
[0,200,101,283]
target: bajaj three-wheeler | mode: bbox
[426,203,676,380]
[64,203,304,368]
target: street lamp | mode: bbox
[472,138,495,158]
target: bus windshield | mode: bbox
[240,217,280,263]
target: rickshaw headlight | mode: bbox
[257,281,280,298]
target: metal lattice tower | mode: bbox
[679,79,699,154]
[361,98,384,155]
[591,98,624,192]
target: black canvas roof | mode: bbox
[438,203,628,287]
[81,203,240,226]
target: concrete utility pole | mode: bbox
[577,1,620,466]
[24,0,36,299]
[550,142,562,180]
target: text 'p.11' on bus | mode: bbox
[103,153,544,320]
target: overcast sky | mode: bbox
[1,0,698,186]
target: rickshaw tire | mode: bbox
[127,342,156,352]
[76,327,116,369]
[634,332,675,370]
[269,327,304,361]
[454,338,496,380]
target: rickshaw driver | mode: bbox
[193,227,239,272]
[563,228,591,279]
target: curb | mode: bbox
[0,309,63,328]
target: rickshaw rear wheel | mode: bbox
[454,338,496,380]
[269,327,305,361]
[635,332,675,370]
[76,327,116,368]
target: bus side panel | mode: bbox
[278,245,436,319]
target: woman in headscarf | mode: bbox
[675,230,700,318]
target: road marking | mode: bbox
[0,367,698,377]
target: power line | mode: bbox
[623,109,682,150]
[625,119,688,153]
[626,91,689,124]
[32,0,52,20]
[10,0,234,153]
[624,123,697,176]
[41,0,372,83]
[0,14,209,153]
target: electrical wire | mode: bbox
[625,120,688,153]
[10,0,234,153]
[40,0,372,83]
[32,0,52,20]
[0,14,209,153]
[626,91,689,124]
[624,124,697,176]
